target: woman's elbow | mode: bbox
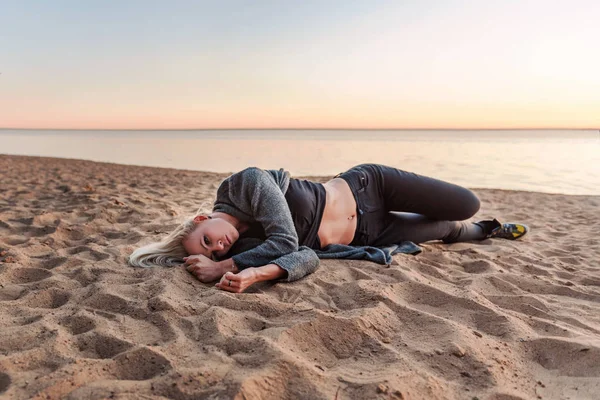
[277,234,298,253]
[284,238,299,253]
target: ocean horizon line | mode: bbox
[1,127,598,131]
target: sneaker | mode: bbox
[489,221,529,240]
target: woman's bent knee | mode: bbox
[461,189,480,219]
[447,187,480,221]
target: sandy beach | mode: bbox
[1,154,599,400]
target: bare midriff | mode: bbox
[317,178,358,247]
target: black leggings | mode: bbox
[335,164,486,246]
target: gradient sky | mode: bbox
[1,0,599,129]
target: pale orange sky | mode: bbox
[1,1,599,130]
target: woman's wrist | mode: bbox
[217,258,238,275]
[252,264,287,282]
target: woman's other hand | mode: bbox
[215,269,258,293]
[184,255,226,282]
[215,264,287,293]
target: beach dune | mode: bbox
[1,155,599,400]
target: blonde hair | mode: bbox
[129,203,211,268]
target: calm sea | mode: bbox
[1,129,599,195]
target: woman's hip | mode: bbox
[333,165,388,245]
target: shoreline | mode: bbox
[3,154,598,198]
[1,154,599,399]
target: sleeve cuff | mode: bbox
[271,247,320,282]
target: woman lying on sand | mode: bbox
[129,164,528,293]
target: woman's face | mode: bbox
[182,217,239,260]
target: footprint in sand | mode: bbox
[59,314,97,335]
[38,256,68,269]
[67,245,110,261]
[9,217,33,225]
[104,231,143,244]
[347,266,375,281]
[558,256,581,266]
[486,276,522,295]
[462,259,493,273]
[13,315,43,326]
[526,318,571,337]
[22,288,70,309]
[76,332,134,359]
[84,292,148,319]
[112,347,171,380]
[8,267,52,284]
[541,249,565,257]
[104,231,128,239]
[524,338,600,377]
[0,372,10,395]
[472,312,513,337]
[279,314,366,362]
[520,263,551,276]
[15,225,57,237]
[486,295,550,318]
[2,235,29,245]
[580,277,600,287]
[0,284,27,301]
[63,227,86,241]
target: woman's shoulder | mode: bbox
[239,166,263,174]
[218,167,282,198]
[230,167,290,187]
[230,167,267,180]
[226,167,269,187]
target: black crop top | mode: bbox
[284,178,326,249]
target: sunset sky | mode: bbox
[1,0,599,130]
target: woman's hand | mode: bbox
[184,255,226,282]
[215,269,258,293]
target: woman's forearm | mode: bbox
[215,263,287,293]
[252,263,287,283]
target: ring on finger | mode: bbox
[228,280,232,286]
